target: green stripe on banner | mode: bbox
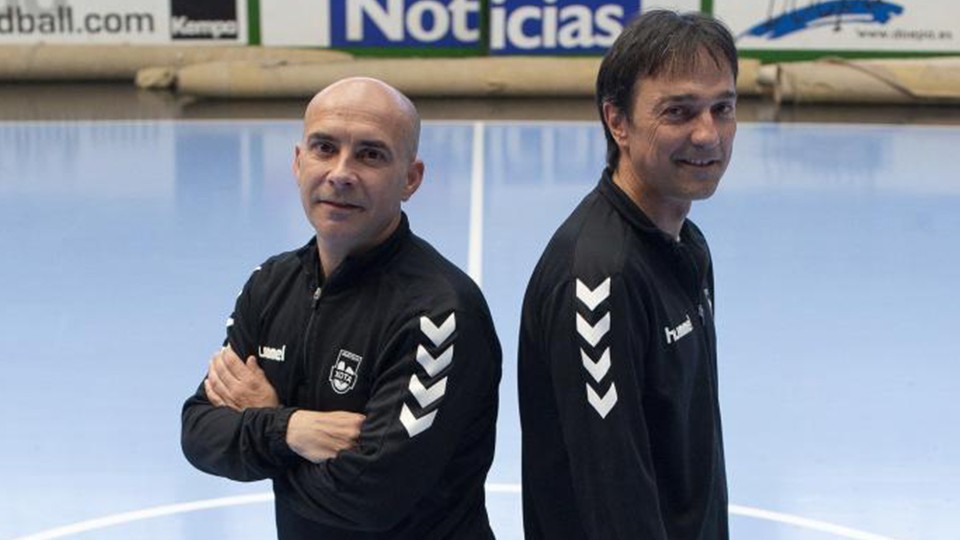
[346,47,485,58]
[739,49,960,62]
[247,0,260,45]
[701,0,713,15]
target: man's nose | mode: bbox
[691,111,721,148]
[327,152,357,187]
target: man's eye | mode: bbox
[663,106,688,119]
[714,102,736,116]
[358,149,386,163]
[311,141,336,154]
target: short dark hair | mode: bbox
[596,10,738,170]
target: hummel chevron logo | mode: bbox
[586,382,618,419]
[408,374,447,408]
[580,347,611,383]
[421,313,456,347]
[576,278,610,311]
[416,344,454,377]
[576,312,610,348]
[400,403,437,437]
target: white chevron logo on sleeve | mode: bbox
[400,403,437,437]
[576,278,610,311]
[408,374,447,408]
[581,347,611,382]
[416,344,454,377]
[576,312,610,347]
[586,383,618,419]
[420,313,456,347]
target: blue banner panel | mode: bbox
[330,0,482,49]
[489,0,640,55]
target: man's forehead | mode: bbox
[301,79,419,157]
[639,64,736,102]
[303,107,406,140]
[307,80,409,119]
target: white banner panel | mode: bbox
[0,0,246,45]
[715,0,959,53]
[645,0,700,12]
[261,0,330,46]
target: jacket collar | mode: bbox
[596,167,687,246]
[596,168,711,287]
[297,212,411,291]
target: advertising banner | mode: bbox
[0,0,246,44]
[715,1,960,56]
[258,0,701,53]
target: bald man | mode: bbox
[181,78,502,539]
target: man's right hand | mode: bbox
[286,410,366,463]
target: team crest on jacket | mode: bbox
[329,349,363,394]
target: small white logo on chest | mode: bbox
[664,315,694,345]
[330,349,363,395]
[258,345,286,362]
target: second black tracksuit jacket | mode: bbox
[519,170,728,539]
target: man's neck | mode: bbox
[316,244,345,281]
[612,166,689,240]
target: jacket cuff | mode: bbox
[268,406,301,466]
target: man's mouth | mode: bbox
[677,157,721,167]
[319,199,362,211]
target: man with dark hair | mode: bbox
[519,10,737,539]
[182,77,502,539]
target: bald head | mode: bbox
[304,77,421,162]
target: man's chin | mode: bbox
[684,179,721,200]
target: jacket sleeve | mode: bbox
[541,274,668,539]
[278,307,500,531]
[180,265,301,482]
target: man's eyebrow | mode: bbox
[356,139,391,151]
[306,132,336,144]
[655,90,738,106]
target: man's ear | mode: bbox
[401,159,425,202]
[603,101,629,145]
[292,144,303,185]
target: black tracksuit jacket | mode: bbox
[181,214,502,539]
[518,170,728,539]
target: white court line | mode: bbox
[10,485,901,540]
[8,493,273,540]
[467,121,486,286]
[728,505,900,540]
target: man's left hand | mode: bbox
[205,345,280,411]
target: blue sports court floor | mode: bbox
[1,109,958,539]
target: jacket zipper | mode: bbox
[674,243,716,376]
[295,286,322,402]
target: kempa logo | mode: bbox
[259,344,286,362]
[169,0,238,40]
[664,315,694,345]
[171,16,237,39]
